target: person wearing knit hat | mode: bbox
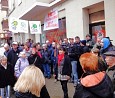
[80,40,90,54]
[80,40,86,46]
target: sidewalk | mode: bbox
[46,78,75,98]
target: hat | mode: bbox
[104,51,115,57]
[80,40,86,45]
[12,41,18,45]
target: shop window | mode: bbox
[89,10,105,42]
[89,22,105,43]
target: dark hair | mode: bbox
[59,47,68,55]
[75,36,80,39]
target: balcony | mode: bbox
[1,0,8,11]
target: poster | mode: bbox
[44,10,59,31]
[19,19,28,33]
[9,17,19,33]
[29,21,41,34]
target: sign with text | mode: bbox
[29,21,41,34]
[44,10,59,31]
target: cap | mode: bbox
[104,51,115,57]
[12,41,18,45]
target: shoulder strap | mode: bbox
[33,57,37,65]
[18,60,21,72]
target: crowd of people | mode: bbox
[0,34,115,98]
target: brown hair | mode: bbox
[80,53,98,72]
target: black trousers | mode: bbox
[60,80,69,98]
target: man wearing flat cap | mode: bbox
[104,51,115,91]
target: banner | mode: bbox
[18,19,28,33]
[29,21,41,34]
[9,17,19,33]
[44,10,59,31]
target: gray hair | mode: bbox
[4,43,9,48]
[0,55,7,61]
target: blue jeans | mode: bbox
[0,85,11,98]
[43,64,51,78]
[71,61,78,83]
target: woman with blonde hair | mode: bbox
[73,53,114,98]
[14,65,50,98]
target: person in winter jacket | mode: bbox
[58,47,72,98]
[104,51,115,91]
[15,51,29,78]
[73,53,114,98]
[28,48,43,73]
[14,65,50,98]
[0,56,15,98]
[100,37,115,59]
[41,44,51,78]
[7,41,21,73]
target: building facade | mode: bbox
[6,0,115,45]
[0,0,10,46]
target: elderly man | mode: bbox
[7,42,21,69]
[104,51,115,91]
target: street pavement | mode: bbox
[45,78,75,98]
[11,77,75,98]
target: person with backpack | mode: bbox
[15,51,29,78]
[73,53,114,98]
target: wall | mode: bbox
[104,0,115,45]
[9,0,36,18]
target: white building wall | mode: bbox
[9,0,36,18]
[104,0,115,45]
[0,10,7,30]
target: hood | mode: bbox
[81,72,113,97]
[81,72,105,87]
[102,38,110,49]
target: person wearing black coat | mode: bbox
[28,48,43,73]
[58,47,72,98]
[0,56,16,98]
[7,42,21,73]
